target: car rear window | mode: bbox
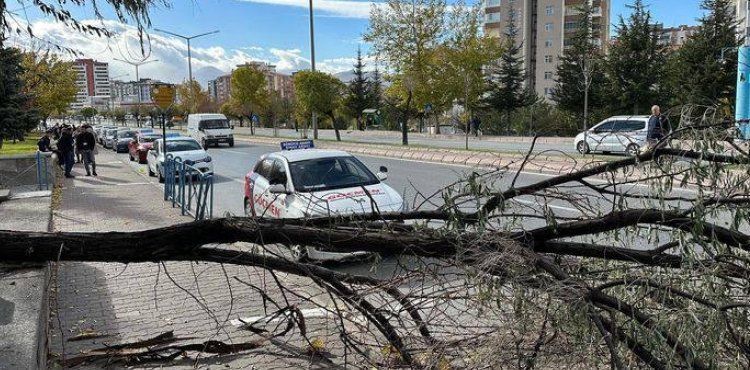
[166,140,202,152]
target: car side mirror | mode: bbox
[268,184,288,194]
[231,125,235,130]
[379,166,388,173]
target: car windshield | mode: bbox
[140,135,160,143]
[119,131,136,139]
[107,130,117,136]
[288,156,378,192]
[165,140,202,152]
[199,119,230,130]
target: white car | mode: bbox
[243,145,403,262]
[574,116,650,156]
[147,137,214,183]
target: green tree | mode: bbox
[344,47,371,131]
[605,0,665,115]
[670,0,740,106]
[368,66,383,113]
[0,47,40,149]
[176,80,209,114]
[230,65,269,135]
[483,9,533,133]
[21,52,77,127]
[294,70,346,141]
[365,0,446,145]
[80,107,98,123]
[551,2,607,134]
[112,108,126,123]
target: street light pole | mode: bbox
[154,29,219,114]
[308,0,318,140]
[114,58,159,128]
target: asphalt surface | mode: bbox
[237,127,578,154]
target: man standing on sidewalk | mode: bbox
[58,126,75,178]
[76,125,98,176]
[646,105,670,151]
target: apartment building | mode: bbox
[656,25,700,51]
[207,62,295,104]
[483,0,610,100]
[71,59,110,110]
[110,78,168,110]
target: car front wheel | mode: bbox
[577,141,590,154]
[626,143,640,156]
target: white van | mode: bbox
[187,113,234,149]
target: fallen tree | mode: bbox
[3,106,750,368]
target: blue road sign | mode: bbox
[280,140,315,150]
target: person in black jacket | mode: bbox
[76,125,97,176]
[37,131,52,152]
[58,126,75,178]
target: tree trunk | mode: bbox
[330,112,341,141]
[402,91,412,146]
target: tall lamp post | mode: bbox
[308,0,318,139]
[113,58,159,127]
[154,28,219,115]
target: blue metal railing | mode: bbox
[163,154,214,220]
[36,151,50,190]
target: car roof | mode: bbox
[606,115,650,120]
[156,136,196,142]
[271,149,352,163]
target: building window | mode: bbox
[486,12,501,23]
[486,0,500,6]
[546,5,553,16]
[564,22,577,30]
[544,71,553,80]
[545,39,553,48]
[545,23,553,32]
[544,55,553,63]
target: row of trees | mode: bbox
[553,0,740,126]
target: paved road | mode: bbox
[235,127,578,154]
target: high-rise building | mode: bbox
[110,78,169,111]
[207,62,295,104]
[71,59,110,110]
[483,0,610,100]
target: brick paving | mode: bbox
[48,150,359,369]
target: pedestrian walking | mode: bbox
[646,105,670,151]
[73,126,83,163]
[471,116,482,137]
[77,125,98,176]
[58,126,76,178]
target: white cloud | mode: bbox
[236,0,378,19]
[5,19,361,84]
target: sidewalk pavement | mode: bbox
[0,191,52,370]
[48,149,351,368]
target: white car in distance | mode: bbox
[243,142,404,262]
[147,137,213,183]
[574,116,650,156]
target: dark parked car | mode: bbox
[113,130,137,153]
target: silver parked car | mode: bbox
[574,116,650,156]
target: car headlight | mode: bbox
[204,156,212,163]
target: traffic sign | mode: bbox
[151,84,175,110]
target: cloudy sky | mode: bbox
[3,0,703,84]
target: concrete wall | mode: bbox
[0,153,55,189]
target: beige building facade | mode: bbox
[483,0,610,100]
[208,62,294,104]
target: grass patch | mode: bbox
[0,140,38,156]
